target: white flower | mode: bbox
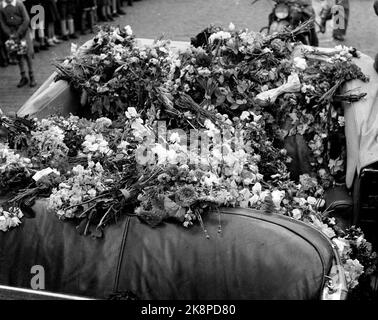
[344,259,364,289]
[338,116,345,127]
[271,190,285,209]
[202,172,219,187]
[169,132,181,143]
[208,31,231,44]
[71,43,78,55]
[124,25,133,36]
[259,190,270,201]
[249,194,259,206]
[0,216,7,232]
[117,140,130,154]
[228,22,235,31]
[307,196,317,206]
[125,107,138,119]
[95,117,112,128]
[152,144,168,164]
[252,182,262,195]
[333,237,349,256]
[9,216,21,228]
[240,111,250,121]
[293,57,308,70]
[87,189,97,198]
[292,208,302,220]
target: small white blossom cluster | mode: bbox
[126,107,151,141]
[82,133,112,156]
[0,206,23,232]
[49,161,109,219]
[0,143,32,173]
[328,45,356,63]
[31,119,68,161]
[208,31,231,44]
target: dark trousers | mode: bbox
[18,55,34,77]
[0,41,7,65]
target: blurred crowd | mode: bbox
[0,0,143,87]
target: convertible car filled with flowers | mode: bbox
[0,23,377,300]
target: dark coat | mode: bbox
[0,0,33,57]
[0,0,30,39]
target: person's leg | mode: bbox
[0,41,8,67]
[81,8,89,35]
[112,0,118,16]
[117,0,126,14]
[37,27,48,50]
[92,0,98,23]
[98,2,108,21]
[67,15,78,38]
[17,56,29,88]
[25,54,36,87]
[88,7,95,33]
[106,2,114,20]
[67,1,78,38]
[47,22,57,46]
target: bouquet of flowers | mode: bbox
[5,38,28,58]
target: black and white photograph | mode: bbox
[0,0,378,308]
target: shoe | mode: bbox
[33,40,41,53]
[17,76,29,88]
[112,13,119,18]
[0,62,8,68]
[333,34,345,41]
[107,15,114,21]
[40,44,49,50]
[61,34,69,41]
[29,76,37,88]
[99,15,109,22]
[117,9,126,15]
[47,38,56,46]
[52,36,63,44]
[69,33,78,39]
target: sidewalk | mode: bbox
[0,0,377,115]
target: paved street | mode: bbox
[0,0,377,114]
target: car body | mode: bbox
[0,198,347,300]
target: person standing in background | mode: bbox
[78,0,96,35]
[43,0,61,46]
[0,22,8,67]
[319,0,349,41]
[57,0,77,40]
[0,0,36,87]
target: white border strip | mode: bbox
[0,285,94,300]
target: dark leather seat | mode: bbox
[0,199,335,300]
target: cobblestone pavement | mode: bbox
[0,0,377,114]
